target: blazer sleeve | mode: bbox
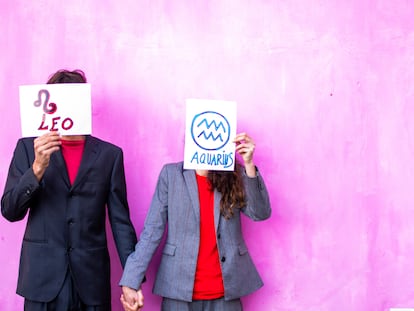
[119,164,169,290]
[241,167,272,221]
[106,149,138,267]
[1,139,40,222]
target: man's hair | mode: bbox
[47,69,87,84]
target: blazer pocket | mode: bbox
[163,243,177,256]
[23,237,48,244]
[238,244,248,256]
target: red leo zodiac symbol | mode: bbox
[34,89,57,114]
[34,89,74,131]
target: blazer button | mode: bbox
[221,256,226,262]
[217,233,221,239]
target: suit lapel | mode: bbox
[214,190,221,232]
[71,136,100,189]
[183,169,200,221]
[50,149,71,188]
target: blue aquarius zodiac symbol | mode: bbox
[191,111,231,151]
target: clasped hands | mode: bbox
[121,286,144,311]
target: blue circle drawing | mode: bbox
[191,111,231,151]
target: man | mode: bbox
[1,69,143,310]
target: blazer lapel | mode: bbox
[214,190,221,232]
[71,136,100,189]
[183,169,200,221]
[50,149,71,188]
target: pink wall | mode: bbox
[1,1,414,310]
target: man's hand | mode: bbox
[121,286,144,311]
[32,132,61,181]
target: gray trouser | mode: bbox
[161,297,243,311]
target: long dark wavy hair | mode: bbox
[207,161,247,219]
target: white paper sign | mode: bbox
[19,83,92,137]
[184,98,237,171]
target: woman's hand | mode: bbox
[234,132,257,177]
[121,286,144,311]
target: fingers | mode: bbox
[34,132,61,165]
[233,132,248,142]
[120,294,139,311]
[233,133,255,163]
[233,133,255,149]
[32,132,62,181]
[137,289,145,309]
[34,132,61,157]
[235,142,255,154]
[121,286,144,311]
[120,291,144,311]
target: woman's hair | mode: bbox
[208,161,247,219]
[47,69,87,84]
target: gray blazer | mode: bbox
[120,162,271,301]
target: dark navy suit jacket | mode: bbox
[1,135,137,305]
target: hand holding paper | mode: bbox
[32,132,61,181]
[234,132,257,177]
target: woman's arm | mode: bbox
[234,132,271,220]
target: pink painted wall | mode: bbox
[1,1,414,310]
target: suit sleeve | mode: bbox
[241,167,272,221]
[119,164,169,290]
[106,149,138,267]
[1,139,40,222]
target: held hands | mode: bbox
[32,132,61,181]
[233,133,257,177]
[121,286,144,311]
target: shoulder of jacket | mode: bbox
[163,161,184,171]
[17,137,35,147]
[159,162,187,179]
[88,135,122,152]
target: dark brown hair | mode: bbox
[208,161,247,219]
[47,69,87,84]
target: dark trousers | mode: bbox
[161,297,243,311]
[24,270,110,311]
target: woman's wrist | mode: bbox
[244,161,256,177]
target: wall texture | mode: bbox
[1,1,414,310]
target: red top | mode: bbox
[60,139,86,185]
[192,174,225,300]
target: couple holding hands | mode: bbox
[1,69,271,311]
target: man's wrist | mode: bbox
[32,162,45,181]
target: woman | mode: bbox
[120,133,271,311]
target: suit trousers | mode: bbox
[24,269,111,311]
[161,297,243,311]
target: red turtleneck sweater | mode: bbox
[60,139,85,185]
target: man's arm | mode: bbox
[106,148,138,266]
[1,133,61,221]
